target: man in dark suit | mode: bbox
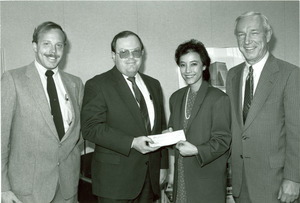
[81,31,168,203]
[1,22,84,203]
[226,11,300,203]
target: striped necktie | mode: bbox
[127,77,151,134]
[243,66,253,123]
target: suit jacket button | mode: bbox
[240,155,243,159]
[145,161,149,165]
[57,162,60,166]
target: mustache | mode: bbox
[44,54,59,59]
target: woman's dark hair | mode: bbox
[175,39,210,81]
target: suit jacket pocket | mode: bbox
[9,161,35,195]
[269,154,285,168]
[94,151,120,165]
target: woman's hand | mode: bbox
[176,141,198,156]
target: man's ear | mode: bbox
[32,42,38,53]
[266,29,272,43]
[111,51,116,62]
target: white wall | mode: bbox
[1,1,299,120]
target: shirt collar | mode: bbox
[245,52,269,69]
[35,60,59,76]
[122,72,141,81]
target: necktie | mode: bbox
[243,66,253,123]
[45,70,65,140]
[127,77,151,134]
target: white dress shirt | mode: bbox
[35,61,73,133]
[123,73,155,130]
[242,52,269,107]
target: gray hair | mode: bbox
[234,11,272,35]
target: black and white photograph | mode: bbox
[1,1,299,203]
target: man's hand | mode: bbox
[176,141,198,156]
[132,136,160,154]
[162,127,173,134]
[278,179,300,203]
[1,191,22,203]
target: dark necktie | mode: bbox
[45,70,65,140]
[127,77,151,134]
[243,66,254,123]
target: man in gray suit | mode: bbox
[1,22,84,203]
[226,11,300,203]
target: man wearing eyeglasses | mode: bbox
[81,31,168,203]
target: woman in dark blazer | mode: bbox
[167,39,231,203]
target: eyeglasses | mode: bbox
[115,49,143,59]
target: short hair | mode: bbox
[175,39,210,81]
[111,31,144,52]
[32,21,67,44]
[234,11,272,35]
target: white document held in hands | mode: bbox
[148,130,186,147]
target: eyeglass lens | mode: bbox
[118,49,142,59]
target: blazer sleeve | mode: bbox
[75,78,85,147]
[196,94,232,167]
[168,93,177,129]
[283,67,300,182]
[78,79,84,109]
[1,71,16,192]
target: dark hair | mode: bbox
[175,39,210,81]
[111,31,144,52]
[32,21,67,44]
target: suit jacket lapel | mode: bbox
[170,87,187,131]
[25,63,59,139]
[186,81,209,133]
[231,64,245,128]
[111,67,146,133]
[59,70,76,141]
[244,55,279,130]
